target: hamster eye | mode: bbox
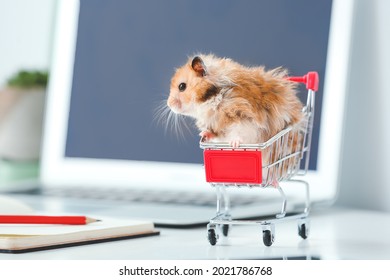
[178,83,187,92]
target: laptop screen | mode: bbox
[64,0,332,171]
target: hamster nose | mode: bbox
[167,97,182,112]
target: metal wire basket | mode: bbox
[199,71,319,246]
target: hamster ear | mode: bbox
[191,56,207,77]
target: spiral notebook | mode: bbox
[0,217,159,254]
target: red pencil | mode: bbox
[0,215,101,225]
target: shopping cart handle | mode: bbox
[288,71,319,92]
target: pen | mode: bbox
[0,215,101,225]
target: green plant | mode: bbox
[7,70,49,88]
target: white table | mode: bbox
[1,206,389,260]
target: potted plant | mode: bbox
[0,70,48,189]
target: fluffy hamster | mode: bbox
[167,53,304,148]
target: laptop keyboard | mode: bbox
[40,187,261,207]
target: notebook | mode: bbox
[0,217,158,254]
[26,0,355,226]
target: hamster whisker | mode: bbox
[153,99,192,140]
[153,100,169,125]
[169,110,191,140]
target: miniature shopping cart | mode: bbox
[200,71,319,246]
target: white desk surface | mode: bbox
[0,206,389,260]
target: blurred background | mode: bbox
[336,0,390,211]
[0,0,55,189]
[0,0,54,86]
[0,0,389,211]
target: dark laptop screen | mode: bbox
[65,0,332,170]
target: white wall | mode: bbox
[377,0,390,210]
[0,0,56,86]
[336,0,390,211]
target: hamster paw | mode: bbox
[199,131,215,142]
[230,139,242,148]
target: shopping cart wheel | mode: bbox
[222,224,229,237]
[208,228,217,245]
[298,221,309,239]
[262,229,274,247]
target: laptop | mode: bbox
[24,0,354,227]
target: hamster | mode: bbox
[167,53,304,149]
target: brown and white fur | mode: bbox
[167,53,304,150]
